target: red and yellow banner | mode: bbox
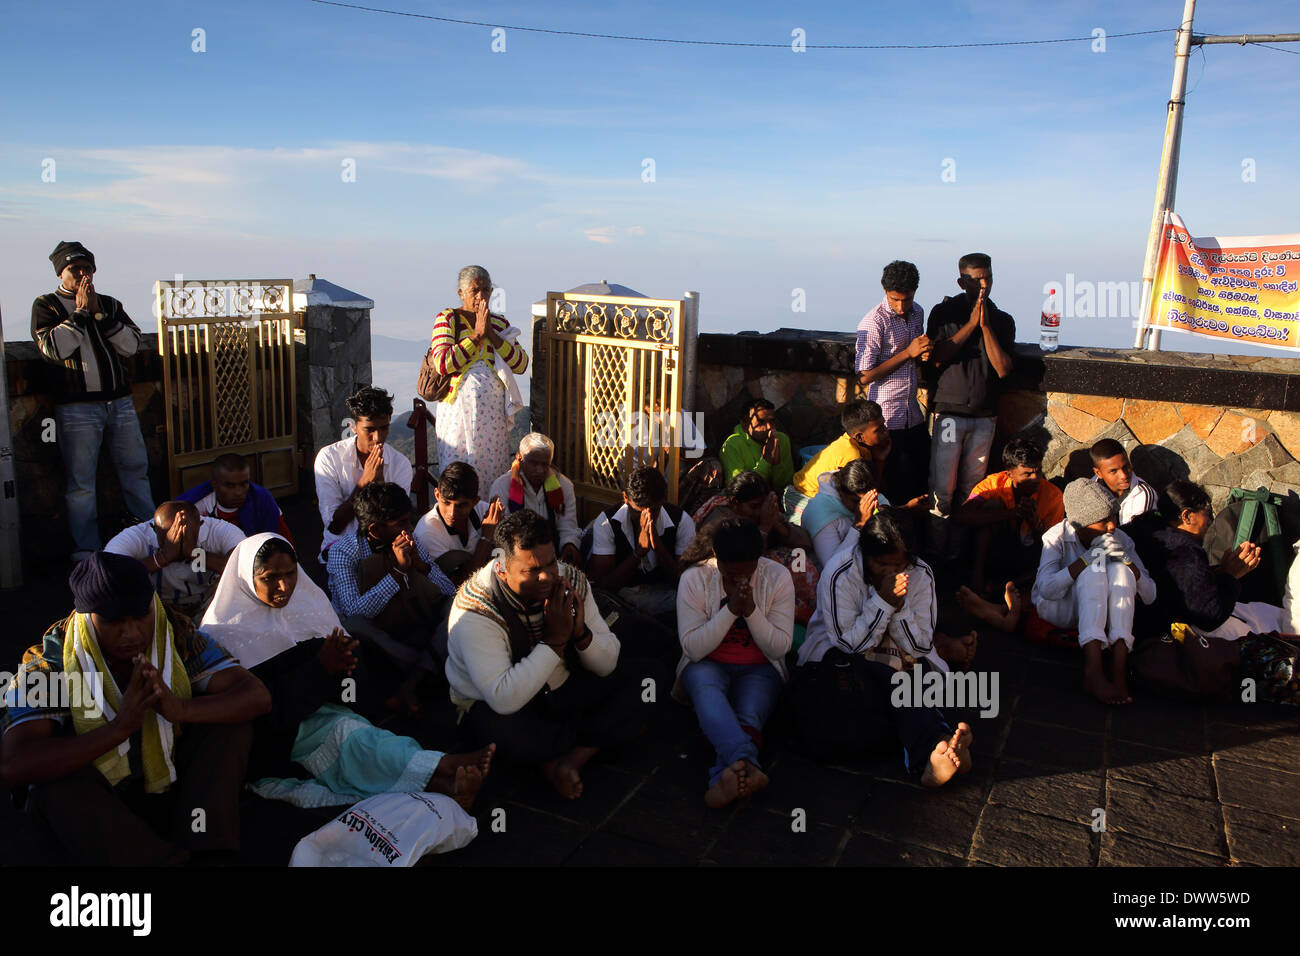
[1147,212,1300,350]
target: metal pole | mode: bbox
[0,304,24,588]
[1194,33,1300,44]
[1134,0,1197,351]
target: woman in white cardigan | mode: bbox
[675,519,795,808]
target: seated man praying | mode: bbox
[957,436,1063,597]
[0,551,270,865]
[585,465,696,620]
[785,399,899,524]
[488,432,582,566]
[1031,478,1155,705]
[314,385,413,560]
[178,452,294,545]
[326,481,457,714]
[718,397,794,495]
[447,509,644,800]
[415,461,503,584]
[105,500,244,622]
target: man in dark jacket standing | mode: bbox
[924,253,1015,559]
[32,241,155,561]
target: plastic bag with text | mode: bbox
[289,791,478,867]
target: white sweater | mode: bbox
[445,562,619,715]
[796,547,944,671]
[674,557,795,685]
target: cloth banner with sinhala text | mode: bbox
[1146,212,1300,351]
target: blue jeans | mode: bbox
[55,397,155,553]
[680,659,783,787]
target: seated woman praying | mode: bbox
[800,458,888,568]
[690,470,818,646]
[200,533,493,810]
[675,519,795,808]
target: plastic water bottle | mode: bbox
[1040,285,1061,352]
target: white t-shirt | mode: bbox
[588,503,695,572]
[105,516,245,616]
[314,437,415,553]
[414,501,489,559]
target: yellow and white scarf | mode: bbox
[64,596,192,793]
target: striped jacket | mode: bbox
[428,308,528,404]
[796,543,943,671]
[31,290,142,403]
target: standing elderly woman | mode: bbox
[429,265,529,485]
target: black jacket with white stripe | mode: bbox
[30,289,142,403]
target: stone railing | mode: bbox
[693,329,1300,511]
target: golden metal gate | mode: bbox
[542,291,698,516]
[155,279,299,498]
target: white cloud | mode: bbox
[584,226,617,244]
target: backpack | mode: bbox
[416,313,458,403]
[1203,487,1300,606]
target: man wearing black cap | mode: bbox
[0,552,270,865]
[32,242,155,561]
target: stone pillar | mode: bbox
[293,276,374,462]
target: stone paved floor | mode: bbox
[3,498,1297,867]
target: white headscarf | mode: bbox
[200,532,343,670]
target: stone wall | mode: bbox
[693,330,1300,512]
[294,277,374,458]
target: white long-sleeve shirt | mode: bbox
[675,557,795,683]
[1031,520,1156,607]
[1091,473,1158,527]
[314,437,414,555]
[797,547,943,671]
[445,562,619,715]
[487,469,581,552]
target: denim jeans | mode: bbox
[55,396,155,553]
[928,414,996,516]
[680,659,783,787]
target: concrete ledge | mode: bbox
[697,331,1300,409]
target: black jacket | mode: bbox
[1129,516,1241,640]
[31,290,141,403]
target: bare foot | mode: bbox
[741,759,769,797]
[543,758,583,800]
[956,583,1021,633]
[435,744,495,779]
[425,762,486,810]
[1083,668,1128,706]
[451,765,484,810]
[705,760,746,808]
[950,723,973,776]
[921,738,960,788]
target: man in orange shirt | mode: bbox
[957,437,1062,597]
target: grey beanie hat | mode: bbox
[1063,477,1117,528]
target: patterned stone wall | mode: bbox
[1002,390,1300,512]
[692,331,1300,513]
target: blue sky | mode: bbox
[2,0,1297,370]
